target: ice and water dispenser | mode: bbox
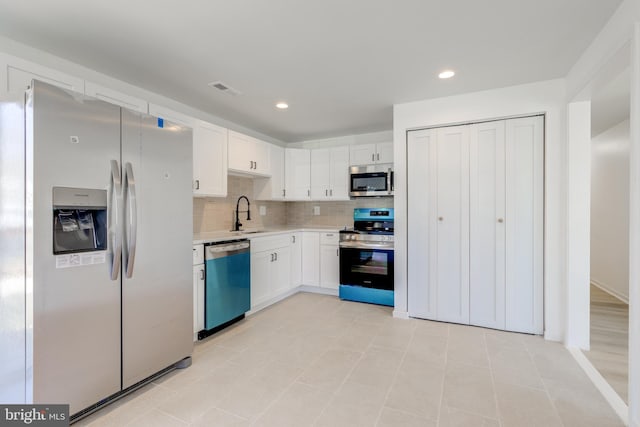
[52,187,107,254]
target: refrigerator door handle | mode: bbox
[110,160,123,281]
[124,162,138,278]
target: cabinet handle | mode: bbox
[336,248,339,256]
[283,189,286,197]
[274,252,278,261]
[199,269,204,280]
[255,161,258,170]
[307,189,310,197]
[372,153,375,162]
[326,233,334,237]
[498,218,504,223]
[325,189,328,196]
[292,235,296,243]
[330,189,333,196]
[194,179,200,190]
[377,153,380,161]
[438,216,443,221]
[270,253,274,262]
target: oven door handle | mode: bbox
[339,242,394,250]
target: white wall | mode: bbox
[393,79,567,341]
[289,130,392,148]
[591,119,630,302]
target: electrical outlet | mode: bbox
[313,206,320,216]
[259,205,266,216]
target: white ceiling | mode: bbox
[0,0,623,142]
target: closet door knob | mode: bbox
[438,216,443,221]
[498,218,504,223]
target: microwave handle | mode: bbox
[388,168,394,193]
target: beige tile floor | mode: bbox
[584,285,629,403]
[75,293,623,427]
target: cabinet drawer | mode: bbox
[251,234,291,253]
[193,244,204,265]
[320,232,339,245]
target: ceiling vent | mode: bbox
[208,81,242,96]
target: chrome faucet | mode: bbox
[234,195,251,231]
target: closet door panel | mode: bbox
[505,116,544,334]
[469,122,506,330]
[407,130,437,319]
[435,126,470,324]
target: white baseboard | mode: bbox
[590,279,629,304]
[299,285,339,296]
[568,347,629,426]
[393,310,409,319]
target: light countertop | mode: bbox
[193,226,346,245]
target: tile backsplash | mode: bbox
[193,176,394,234]
[193,176,286,233]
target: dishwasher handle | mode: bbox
[206,241,250,260]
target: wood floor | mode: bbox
[584,285,629,403]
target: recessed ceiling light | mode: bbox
[276,102,289,109]
[438,70,455,79]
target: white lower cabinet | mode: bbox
[319,232,340,289]
[301,232,320,286]
[407,116,543,334]
[192,245,205,341]
[250,234,292,309]
[290,233,302,288]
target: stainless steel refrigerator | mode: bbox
[0,81,193,418]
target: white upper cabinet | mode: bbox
[284,148,311,200]
[254,144,285,200]
[0,53,84,94]
[85,81,148,113]
[349,142,393,166]
[310,146,349,200]
[228,130,271,176]
[193,121,228,197]
[149,104,228,197]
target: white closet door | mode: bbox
[435,126,470,324]
[469,121,506,329]
[407,129,437,319]
[505,116,544,334]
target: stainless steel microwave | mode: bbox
[349,164,394,197]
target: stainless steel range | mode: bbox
[339,208,394,306]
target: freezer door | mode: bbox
[121,110,193,388]
[0,93,27,404]
[29,81,122,413]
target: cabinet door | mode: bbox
[193,122,228,197]
[505,116,544,334]
[407,129,437,319]
[349,143,376,166]
[251,250,272,309]
[435,125,470,324]
[320,245,340,290]
[228,130,253,173]
[285,148,311,200]
[254,144,284,200]
[329,146,350,200]
[310,148,331,199]
[272,246,291,296]
[252,139,271,176]
[1,53,85,94]
[290,233,302,289]
[376,142,394,164]
[469,122,506,330]
[192,265,205,340]
[301,232,320,286]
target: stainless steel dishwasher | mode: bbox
[198,239,250,339]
